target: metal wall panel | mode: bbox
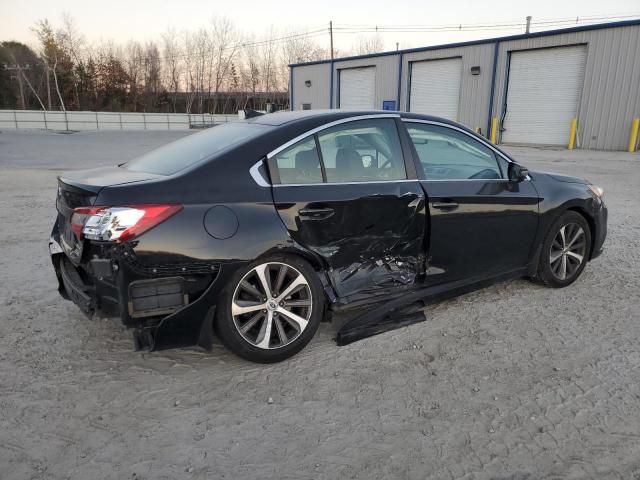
[492,24,640,150]
[291,63,331,110]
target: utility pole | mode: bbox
[525,16,532,34]
[329,21,334,60]
[396,42,399,51]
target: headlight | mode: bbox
[588,184,604,199]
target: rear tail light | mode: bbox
[70,206,104,239]
[71,204,182,243]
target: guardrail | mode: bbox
[0,110,240,131]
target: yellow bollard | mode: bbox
[629,118,640,153]
[568,118,577,150]
[490,117,498,144]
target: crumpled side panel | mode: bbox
[271,181,428,305]
[319,232,425,303]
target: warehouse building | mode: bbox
[289,19,640,151]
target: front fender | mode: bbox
[531,174,606,258]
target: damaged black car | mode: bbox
[49,111,607,362]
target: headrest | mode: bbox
[336,148,363,174]
[295,149,319,171]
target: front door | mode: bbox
[403,120,540,284]
[269,117,426,300]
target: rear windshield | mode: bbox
[124,123,268,175]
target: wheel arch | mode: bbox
[566,206,597,260]
[251,246,336,309]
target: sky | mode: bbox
[1,0,639,54]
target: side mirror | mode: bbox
[508,163,528,182]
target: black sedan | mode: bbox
[50,111,607,363]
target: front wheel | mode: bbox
[537,211,591,288]
[216,255,324,363]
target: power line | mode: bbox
[165,12,639,61]
[332,13,640,31]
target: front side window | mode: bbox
[317,119,406,183]
[272,136,323,184]
[406,123,503,180]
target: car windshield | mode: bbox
[123,122,269,175]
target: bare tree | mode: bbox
[182,29,206,114]
[123,41,144,110]
[208,17,239,113]
[3,19,376,114]
[280,29,327,98]
[281,30,326,65]
[161,28,182,112]
[143,41,162,110]
[33,19,67,110]
[190,28,209,113]
[58,13,84,108]
[257,27,279,107]
[354,34,385,55]
[239,38,261,109]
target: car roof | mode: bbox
[247,109,457,127]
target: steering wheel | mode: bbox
[469,168,500,180]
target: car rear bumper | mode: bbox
[58,253,95,316]
[49,219,239,351]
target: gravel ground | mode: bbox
[1,130,639,480]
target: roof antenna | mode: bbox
[525,16,532,34]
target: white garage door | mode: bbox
[502,45,587,145]
[339,67,375,109]
[409,58,462,120]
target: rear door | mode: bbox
[403,120,540,284]
[268,116,426,300]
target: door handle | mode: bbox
[432,201,459,211]
[298,207,335,220]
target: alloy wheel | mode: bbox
[549,222,586,281]
[231,262,313,349]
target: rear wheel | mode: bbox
[537,211,591,288]
[216,255,324,363]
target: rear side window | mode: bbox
[317,119,406,183]
[272,137,323,184]
[124,123,267,175]
[406,123,502,180]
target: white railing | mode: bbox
[0,110,240,131]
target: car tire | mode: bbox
[215,255,324,363]
[537,211,591,288]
